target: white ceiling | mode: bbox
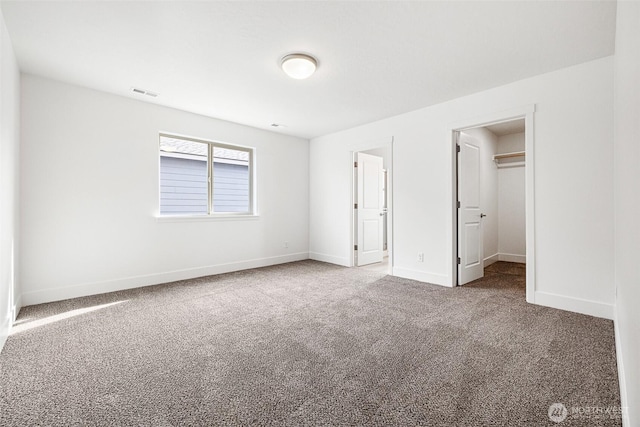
[0,1,616,139]
[484,119,525,137]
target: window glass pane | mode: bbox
[212,147,250,213]
[159,136,209,215]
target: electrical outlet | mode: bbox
[417,252,424,262]
[284,241,289,248]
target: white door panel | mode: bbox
[461,141,480,208]
[464,222,481,266]
[362,220,380,252]
[363,161,379,208]
[458,132,484,284]
[356,152,384,266]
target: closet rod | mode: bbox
[493,151,525,160]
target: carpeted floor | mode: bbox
[0,261,621,426]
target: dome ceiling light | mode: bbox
[281,53,318,80]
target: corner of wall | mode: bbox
[614,309,630,426]
[0,315,9,353]
[613,2,640,425]
[0,4,22,354]
[12,292,21,322]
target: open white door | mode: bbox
[355,152,384,266]
[458,132,484,285]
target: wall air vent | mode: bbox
[131,87,158,97]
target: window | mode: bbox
[159,134,253,215]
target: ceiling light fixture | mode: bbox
[281,53,317,80]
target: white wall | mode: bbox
[20,75,309,305]
[362,146,389,169]
[0,9,20,351]
[497,132,525,262]
[310,56,614,319]
[463,128,498,266]
[613,2,640,425]
[497,131,525,154]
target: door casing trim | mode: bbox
[350,137,394,270]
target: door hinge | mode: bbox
[457,257,461,265]
[354,245,358,251]
[457,201,461,208]
[354,161,358,167]
[456,144,461,153]
[354,203,358,209]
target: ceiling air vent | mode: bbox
[131,87,158,97]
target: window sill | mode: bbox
[155,214,260,223]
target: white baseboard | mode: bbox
[534,291,614,320]
[483,253,499,267]
[498,253,526,263]
[392,267,451,287]
[21,252,309,306]
[483,253,525,268]
[12,293,21,322]
[614,315,630,427]
[309,252,350,267]
[0,315,10,354]
[1,293,21,354]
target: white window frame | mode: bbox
[158,133,256,218]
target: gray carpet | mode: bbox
[0,261,621,426]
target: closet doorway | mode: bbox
[453,106,535,303]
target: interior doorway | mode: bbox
[353,146,392,274]
[452,105,535,303]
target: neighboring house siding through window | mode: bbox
[212,162,250,212]
[159,135,252,215]
[160,156,208,214]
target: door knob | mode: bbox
[480,213,487,218]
